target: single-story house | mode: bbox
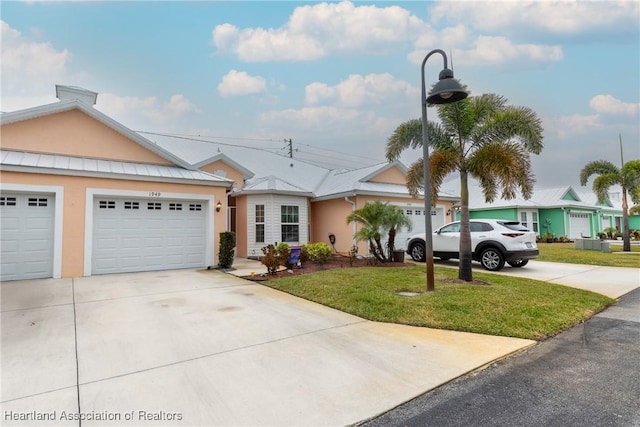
[0,85,459,281]
[445,181,639,239]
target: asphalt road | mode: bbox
[357,288,640,427]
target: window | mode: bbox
[169,203,182,211]
[532,212,539,233]
[470,222,493,232]
[189,203,202,211]
[124,201,139,210]
[99,200,115,209]
[439,223,461,233]
[281,205,299,242]
[520,212,528,227]
[147,202,162,210]
[406,210,413,215]
[255,204,265,243]
[0,196,17,206]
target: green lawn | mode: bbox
[262,242,636,341]
[537,242,640,268]
[265,265,613,341]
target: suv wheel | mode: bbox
[409,242,426,262]
[507,259,529,268]
[480,247,505,271]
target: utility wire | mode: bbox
[137,130,384,169]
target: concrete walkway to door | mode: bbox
[1,268,534,426]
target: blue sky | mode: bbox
[2,1,639,192]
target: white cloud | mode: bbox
[305,73,417,107]
[212,1,426,62]
[589,95,639,117]
[429,1,639,36]
[552,114,603,139]
[409,35,563,66]
[0,20,72,104]
[217,70,267,97]
[259,105,364,129]
[97,93,200,131]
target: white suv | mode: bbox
[406,219,539,271]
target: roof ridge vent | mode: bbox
[55,85,98,105]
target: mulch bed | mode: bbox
[242,254,412,281]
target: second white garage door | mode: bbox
[92,198,207,275]
[394,206,445,251]
[569,212,591,239]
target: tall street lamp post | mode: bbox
[421,49,468,292]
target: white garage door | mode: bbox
[569,213,590,239]
[92,198,207,275]
[394,207,445,250]
[0,193,54,281]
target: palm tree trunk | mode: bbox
[388,227,396,261]
[459,170,473,281]
[622,187,631,252]
[374,236,387,263]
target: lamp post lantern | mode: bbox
[421,49,467,292]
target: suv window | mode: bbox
[439,223,460,233]
[498,221,529,231]
[470,222,493,232]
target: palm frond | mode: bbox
[468,142,535,203]
[385,119,422,161]
[579,160,619,186]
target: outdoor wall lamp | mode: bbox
[421,49,467,292]
[216,201,222,213]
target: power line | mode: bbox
[137,130,385,170]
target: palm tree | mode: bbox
[580,150,640,252]
[386,92,543,281]
[346,201,411,262]
[383,205,412,258]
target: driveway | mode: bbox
[434,259,639,298]
[1,269,533,427]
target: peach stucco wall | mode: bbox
[1,110,172,165]
[200,160,246,189]
[234,195,248,257]
[310,198,356,254]
[311,195,456,256]
[367,166,407,185]
[1,171,227,278]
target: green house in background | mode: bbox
[449,184,639,239]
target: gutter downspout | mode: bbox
[345,196,357,246]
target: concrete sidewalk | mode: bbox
[1,269,534,427]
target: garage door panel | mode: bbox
[92,198,207,275]
[1,193,54,281]
[569,213,590,239]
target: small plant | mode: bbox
[596,232,607,240]
[304,242,333,265]
[541,232,555,243]
[218,232,236,269]
[260,245,281,274]
[275,242,292,268]
[348,244,358,267]
[604,227,617,239]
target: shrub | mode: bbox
[261,244,280,274]
[275,242,291,267]
[304,242,332,265]
[218,232,236,269]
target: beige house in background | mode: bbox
[0,85,459,281]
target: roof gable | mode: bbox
[237,175,313,196]
[0,100,194,170]
[361,161,408,184]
